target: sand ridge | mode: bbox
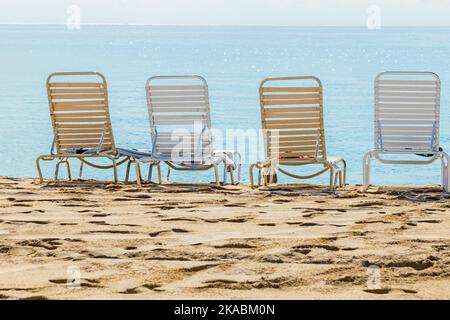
[1,177,450,299]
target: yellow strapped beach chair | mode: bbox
[36,72,153,185]
[249,76,346,191]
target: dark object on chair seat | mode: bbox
[416,147,443,158]
[75,148,88,154]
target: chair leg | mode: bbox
[213,164,220,186]
[65,160,72,181]
[341,159,347,186]
[263,167,269,186]
[36,156,45,183]
[148,163,153,182]
[222,162,227,185]
[236,152,242,183]
[55,161,61,180]
[269,167,276,185]
[135,160,142,186]
[229,166,235,185]
[125,160,132,183]
[166,166,171,182]
[440,154,450,192]
[231,151,242,184]
[78,161,84,179]
[329,167,334,192]
[333,168,340,192]
[363,152,373,191]
[223,164,227,185]
[55,159,70,181]
[249,163,256,188]
[157,163,162,184]
[107,156,118,184]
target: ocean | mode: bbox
[0,25,449,186]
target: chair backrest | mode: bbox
[374,71,440,153]
[145,76,213,162]
[46,72,116,154]
[259,76,326,165]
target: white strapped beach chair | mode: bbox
[36,72,154,185]
[145,75,241,185]
[363,71,450,191]
[249,76,346,191]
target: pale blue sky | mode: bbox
[1,0,449,26]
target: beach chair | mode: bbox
[363,71,450,191]
[145,75,241,185]
[249,76,346,191]
[36,72,154,185]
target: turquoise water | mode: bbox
[1,25,449,185]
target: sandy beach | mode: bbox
[1,176,450,299]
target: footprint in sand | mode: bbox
[286,221,319,226]
[89,221,108,225]
[120,282,164,294]
[17,209,45,214]
[64,238,85,243]
[48,279,68,284]
[10,220,50,225]
[362,259,433,271]
[19,240,59,250]
[119,287,142,294]
[95,230,138,234]
[13,191,36,196]
[124,194,152,199]
[182,264,220,272]
[272,199,292,204]
[142,204,176,210]
[87,252,119,259]
[203,279,238,287]
[221,217,253,223]
[214,243,256,249]
[355,220,392,225]
[223,203,247,208]
[60,204,92,207]
[199,218,220,223]
[350,200,386,207]
[302,213,318,218]
[417,219,443,224]
[364,288,417,294]
[20,295,49,300]
[111,197,136,202]
[78,209,102,213]
[146,256,191,261]
[142,283,161,290]
[293,244,340,251]
[149,230,171,237]
[49,278,102,287]
[91,213,110,217]
[161,217,197,222]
